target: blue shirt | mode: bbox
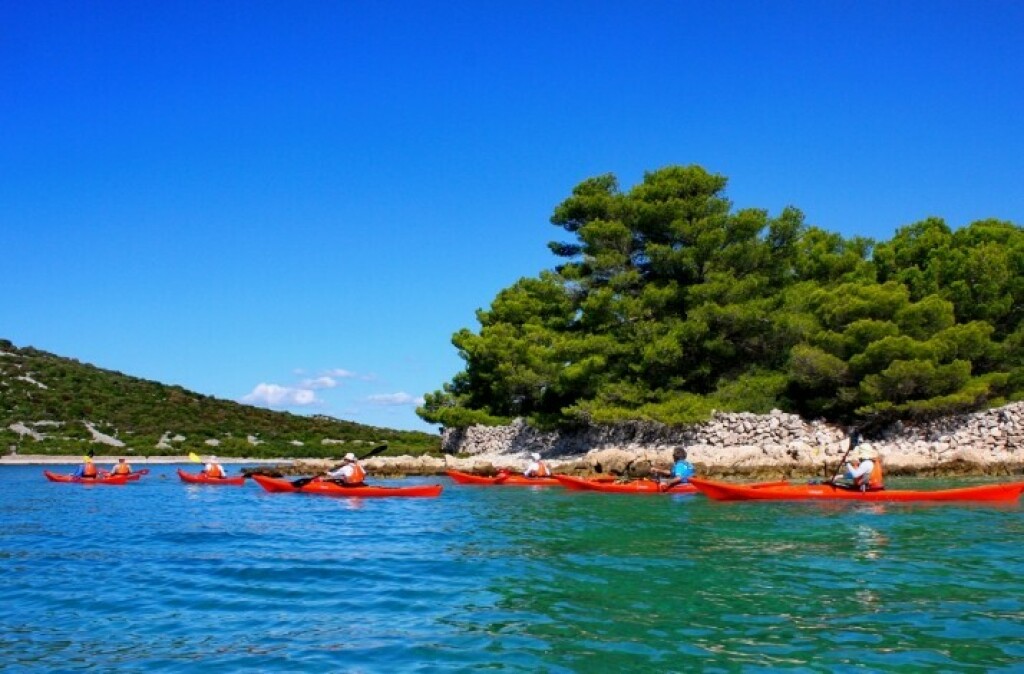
[671,460,695,481]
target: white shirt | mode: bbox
[524,460,547,477]
[325,463,360,481]
[845,459,874,481]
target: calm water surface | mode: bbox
[1,464,1023,672]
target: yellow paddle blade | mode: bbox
[82,455,91,462]
[188,452,202,463]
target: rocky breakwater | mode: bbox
[439,402,1024,478]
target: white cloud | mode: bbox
[367,392,425,406]
[300,376,338,390]
[324,368,358,378]
[242,383,319,407]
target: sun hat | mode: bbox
[530,452,541,461]
[857,444,877,460]
[344,453,357,461]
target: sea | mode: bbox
[2,463,1023,672]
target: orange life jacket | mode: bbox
[82,462,98,478]
[534,461,550,477]
[345,463,367,485]
[112,463,132,475]
[855,459,884,490]
[205,464,225,479]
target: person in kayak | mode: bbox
[73,456,100,479]
[836,444,884,491]
[523,452,551,478]
[202,456,226,479]
[323,453,367,486]
[652,447,696,491]
[110,457,133,476]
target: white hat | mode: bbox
[530,452,541,461]
[344,453,357,461]
[209,456,218,462]
[857,444,877,460]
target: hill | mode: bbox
[0,339,440,458]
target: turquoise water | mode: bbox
[2,465,1023,672]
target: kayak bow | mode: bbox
[689,477,1024,503]
[177,469,246,486]
[252,474,442,498]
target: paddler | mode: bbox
[523,452,551,478]
[652,447,696,491]
[73,456,99,480]
[838,444,884,491]
[202,455,226,479]
[323,452,367,486]
[110,457,133,475]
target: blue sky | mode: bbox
[2,2,1022,433]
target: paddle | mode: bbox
[291,444,389,489]
[822,429,861,486]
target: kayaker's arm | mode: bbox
[291,444,388,489]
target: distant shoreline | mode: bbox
[0,454,294,466]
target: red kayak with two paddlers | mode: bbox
[689,477,1024,503]
[43,469,148,484]
[252,474,443,498]
[177,469,246,486]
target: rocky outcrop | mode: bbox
[439,402,1024,476]
[9,422,45,441]
[84,422,126,448]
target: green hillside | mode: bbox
[0,339,440,458]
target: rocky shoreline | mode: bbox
[8,402,1024,479]
[428,401,1024,479]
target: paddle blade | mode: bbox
[188,452,202,463]
[357,444,389,460]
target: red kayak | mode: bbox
[446,469,562,487]
[177,469,246,486]
[689,477,1024,503]
[554,474,699,494]
[252,474,442,498]
[44,470,132,485]
[554,475,790,494]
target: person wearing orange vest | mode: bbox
[841,444,884,491]
[111,457,133,475]
[324,453,367,486]
[74,456,99,479]
[202,456,226,479]
[523,452,550,478]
